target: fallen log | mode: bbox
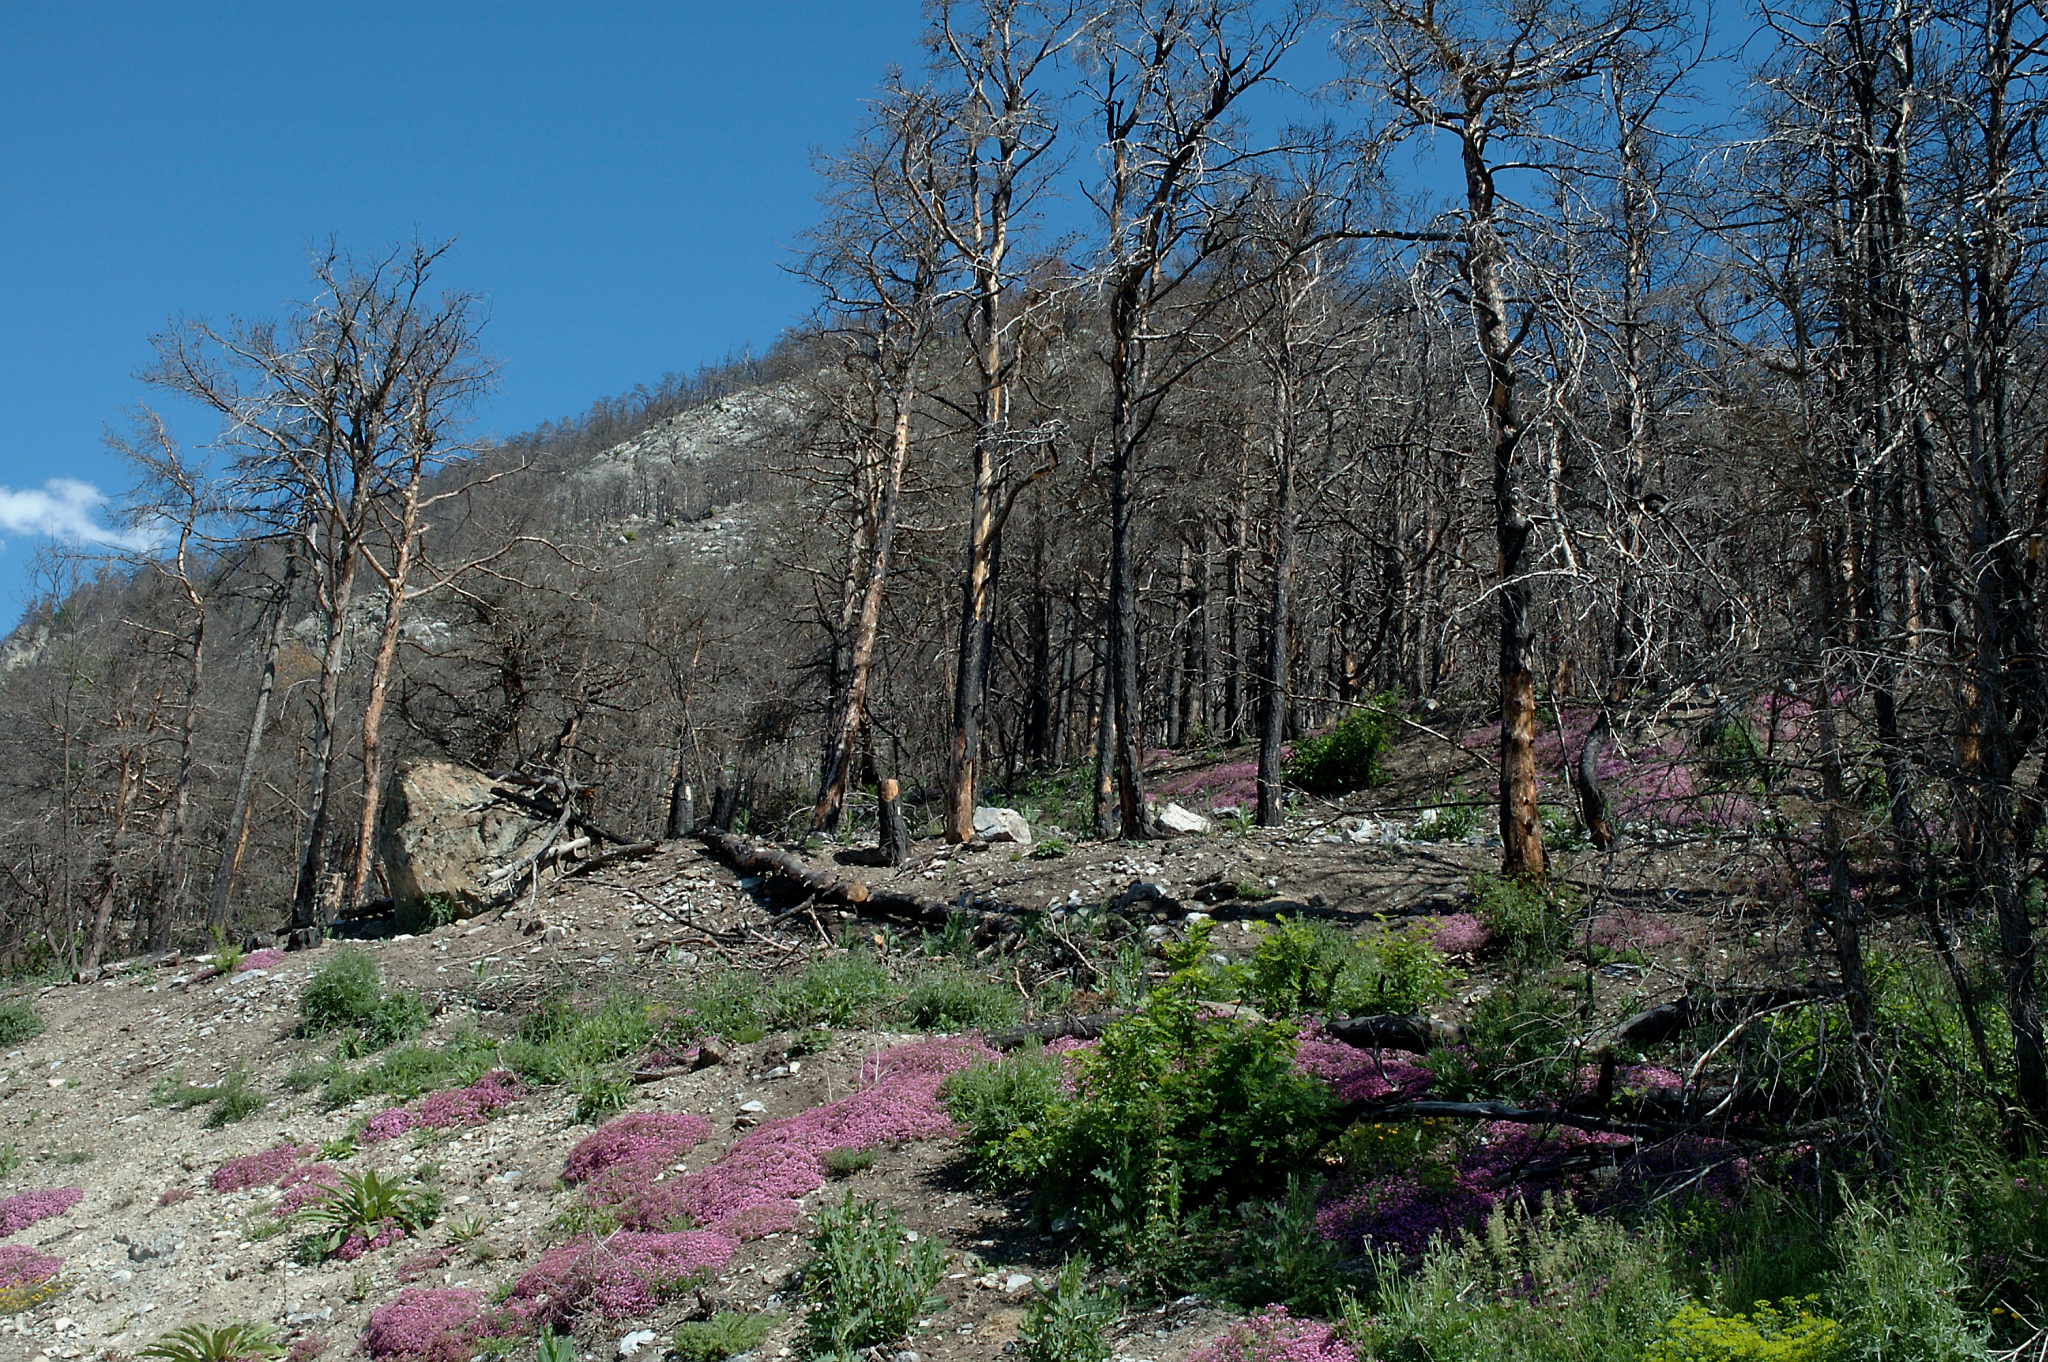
[1614,987,1835,1048]
[1337,1098,1668,1140]
[559,841,661,878]
[694,829,1005,934]
[1325,1013,1463,1054]
[987,1013,1128,1048]
[488,783,638,848]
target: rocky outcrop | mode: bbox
[973,806,1034,845]
[377,760,554,930]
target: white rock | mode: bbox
[618,1330,657,1357]
[739,1100,767,1113]
[1005,1272,1036,1293]
[1154,803,1211,835]
[972,807,1033,845]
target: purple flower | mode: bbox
[562,1112,712,1185]
[0,1244,63,1290]
[361,1288,516,1362]
[236,948,287,972]
[0,1187,81,1237]
[1293,1030,1433,1105]
[358,1071,524,1146]
[1430,913,1491,955]
[211,1141,314,1192]
[506,1231,737,1326]
[1191,1306,1358,1362]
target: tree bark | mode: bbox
[208,534,299,933]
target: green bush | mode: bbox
[501,993,654,1086]
[1242,917,1448,1019]
[957,926,1337,1257]
[298,948,428,1056]
[1221,1175,1348,1314]
[672,1311,777,1362]
[1019,1256,1119,1362]
[320,1030,495,1108]
[1827,1192,1985,1362]
[1283,698,1397,794]
[1348,1199,1687,1362]
[801,1192,945,1358]
[943,1049,1065,1184]
[1645,1300,1840,1362]
[901,966,1021,1032]
[669,970,767,1045]
[0,1001,42,1046]
[151,1062,264,1127]
[767,953,900,1031]
[825,1147,877,1178]
[1471,872,1568,965]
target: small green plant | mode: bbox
[574,1068,633,1124]
[1471,871,1568,964]
[943,1049,1064,1184]
[419,893,465,930]
[1220,1176,1347,1314]
[240,1206,290,1243]
[138,1322,285,1362]
[446,1214,487,1245]
[901,965,1022,1032]
[1019,1256,1119,1362]
[48,1149,91,1165]
[152,1063,265,1127]
[1283,696,1397,793]
[768,953,901,1031]
[536,1335,576,1362]
[1032,836,1073,860]
[801,1192,946,1358]
[319,1134,358,1163]
[209,927,245,976]
[0,1144,21,1177]
[0,1001,44,1046]
[1645,1299,1840,1362]
[298,1169,439,1259]
[1232,877,1278,902]
[1409,796,1476,843]
[824,1146,877,1178]
[672,1310,777,1362]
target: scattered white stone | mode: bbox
[972,807,1033,845]
[617,1330,657,1357]
[1004,1272,1035,1293]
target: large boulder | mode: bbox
[1154,802,1212,835]
[973,806,1034,845]
[377,760,554,931]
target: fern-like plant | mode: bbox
[138,1321,285,1362]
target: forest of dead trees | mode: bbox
[7,0,2048,1113]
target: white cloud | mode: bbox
[0,479,155,553]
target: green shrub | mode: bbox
[1032,837,1073,860]
[1827,1192,1984,1362]
[1471,872,1568,965]
[1019,1256,1119,1362]
[767,953,900,1031]
[672,1311,777,1362]
[1348,1199,1687,1362]
[1243,917,1448,1019]
[902,966,1021,1032]
[320,1030,495,1108]
[801,1192,945,1358]
[961,926,1338,1255]
[943,1049,1065,1183]
[1283,697,1397,794]
[0,1002,44,1046]
[298,949,428,1056]
[151,1063,264,1127]
[501,993,655,1087]
[1221,1175,1347,1314]
[668,970,767,1045]
[1645,1300,1840,1362]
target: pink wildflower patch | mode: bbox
[211,1140,314,1192]
[358,1071,524,1146]
[273,1164,342,1217]
[507,1230,737,1326]
[1429,913,1490,955]
[236,948,286,971]
[361,1287,516,1362]
[1293,1030,1432,1104]
[562,1112,713,1185]
[333,1219,410,1260]
[1192,1306,1358,1362]
[396,1246,456,1282]
[603,1037,993,1238]
[0,1187,81,1237]
[0,1244,63,1290]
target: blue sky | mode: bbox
[0,2,934,630]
